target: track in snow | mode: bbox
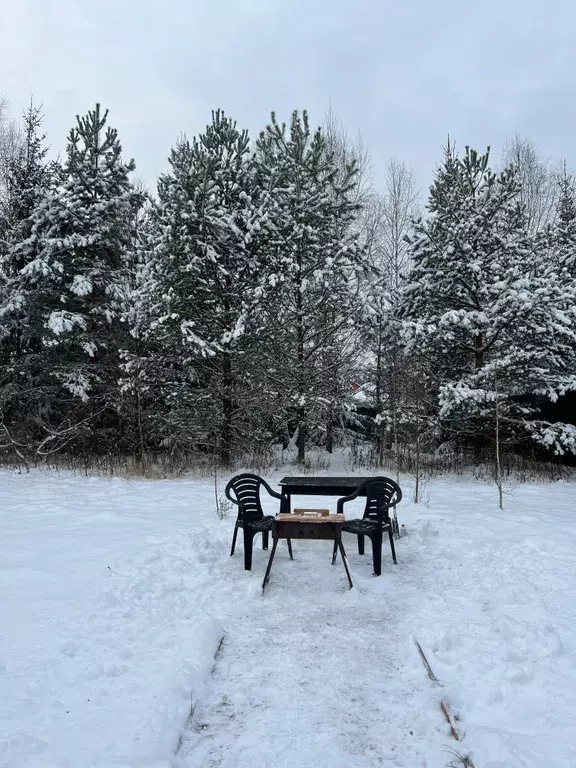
[178,538,447,768]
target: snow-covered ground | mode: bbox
[1,468,575,768]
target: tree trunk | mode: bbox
[326,403,334,454]
[296,280,306,464]
[389,346,399,480]
[378,423,386,466]
[136,388,145,469]
[297,409,306,462]
[414,428,420,504]
[220,355,233,467]
[494,369,503,510]
[392,393,399,482]
[375,315,384,463]
[474,333,484,369]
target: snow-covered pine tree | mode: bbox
[0,104,58,446]
[1,103,50,261]
[552,163,576,276]
[140,111,270,465]
[1,104,141,451]
[255,110,366,462]
[0,103,53,348]
[403,144,576,457]
[117,199,160,464]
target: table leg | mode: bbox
[336,530,353,589]
[262,537,278,591]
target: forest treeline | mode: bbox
[1,97,575,472]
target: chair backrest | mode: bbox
[362,477,402,523]
[225,473,265,525]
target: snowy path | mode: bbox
[2,470,576,767]
[179,539,444,768]
[179,479,576,768]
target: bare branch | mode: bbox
[502,133,558,233]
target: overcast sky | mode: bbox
[1,0,574,193]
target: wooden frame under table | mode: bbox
[262,513,353,592]
[278,476,400,538]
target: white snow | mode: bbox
[1,469,575,768]
[46,310,86,335]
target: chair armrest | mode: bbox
[260,479,289,513]
[224,480,240,507]
[260,478,284,501]
[336,480,369,515]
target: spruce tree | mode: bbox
[1,104,141,451]
[0,103,53,317]
[117,200,159,463]
[0,104,51,264]
[140,111,270,464]
[255,110,366,462]
[403,145,576,456]
[0,104,56,441]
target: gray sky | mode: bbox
[1,0,574,193]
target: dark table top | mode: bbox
[279,476,373,488]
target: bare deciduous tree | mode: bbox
[503,133,557,234]
[364,159,420,466]
[0,97,21,208]
[323,106,374,209]
[379,158,420,287]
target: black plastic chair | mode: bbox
[226,473,293,571]
[334,477,402,575]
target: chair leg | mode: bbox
[230,523,239,556]
[357,534,365,555]
[332,538,338,565]
[262,530,269,551]
[243,527,254,571]
[371,531,383,576]
[388,527,397,564]
[286,538,294,560]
